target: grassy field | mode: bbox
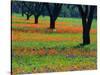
[12,13,97,75]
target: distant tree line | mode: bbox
[11,1,97,46]
[11,1,97,18]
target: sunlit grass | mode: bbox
[12,55,96,74]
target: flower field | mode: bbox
[12,13,97,75]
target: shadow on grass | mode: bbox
[72,43,89,48]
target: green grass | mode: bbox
[12,55,96,73]
[12,41,79,50]
[12,13,97,74]
[12,40,97,51]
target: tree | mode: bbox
[32,3,44,24]
[21,2,25,16]
[77,5,96,45]
[22,2,34,20]
[45,3,62,29]
[22,2,43,24]
[14,1,25,16]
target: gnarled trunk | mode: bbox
[82,17,90,45]
[22,12,24,16]
[77,5,96,46]
[34,16,39,24]
[26,15,30,20]
[50,18,55,29]
[83,25,90,45]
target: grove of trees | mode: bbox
[45,3,62,29]
[11,1,97,46]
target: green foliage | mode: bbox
[12,1,97,19]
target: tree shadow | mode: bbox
[72,43,87,48]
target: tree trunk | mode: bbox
[77,5,96,46]
[81,16,91,45]
[82,6,95,45]
[21,6,24,16]
[81,17,90,45]
[22,12,24,16]
[83,25,90,45]
[26,15,30,20]
[22,11,24,16]
[34,16,39,24]
[50,18,55,29]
